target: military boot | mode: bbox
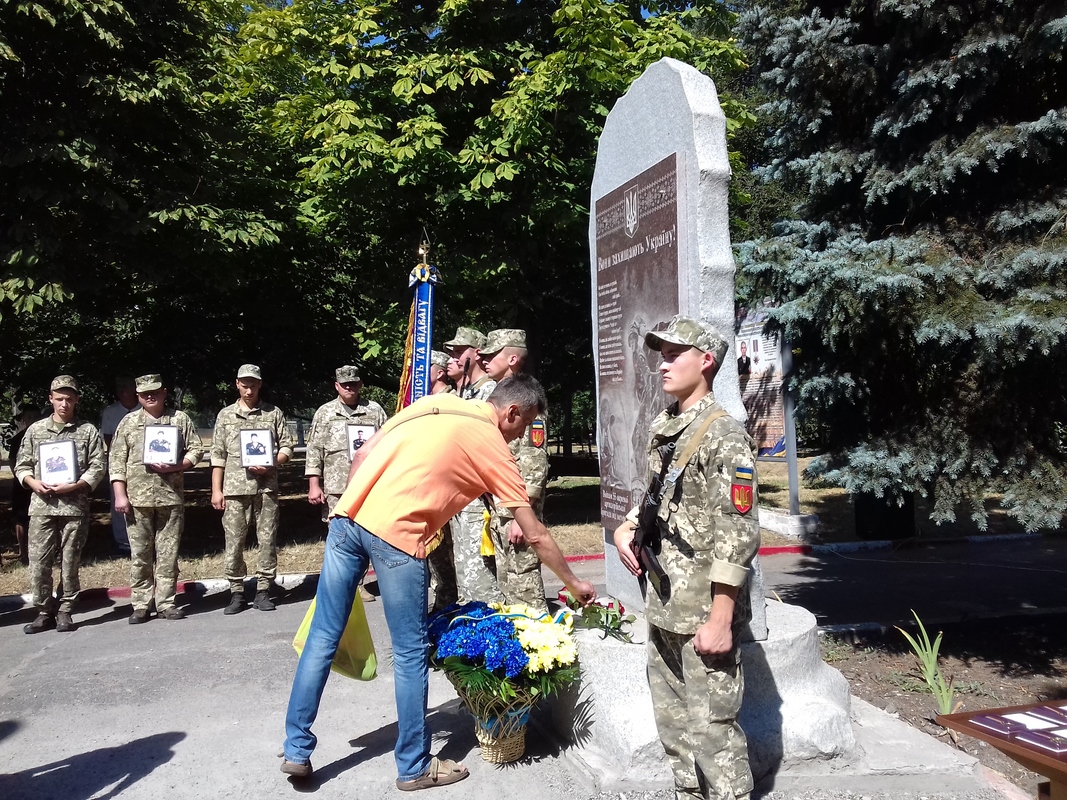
[56,611,75,632]
[23,612,56,635]
[224,593,247,615]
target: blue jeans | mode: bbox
[283,516,431,781]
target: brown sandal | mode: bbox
[395,757,469,791]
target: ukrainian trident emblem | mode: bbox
[624,185,640,238]
[530,419,546,448]
[731,465,754,514]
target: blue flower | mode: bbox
[429,602,530,678]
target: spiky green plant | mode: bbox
[896,610,960,717]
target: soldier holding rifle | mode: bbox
[613,316,760,800]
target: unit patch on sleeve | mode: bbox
[731,465,754,514]
[530,419,546,448]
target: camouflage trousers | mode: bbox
[489,499,546,613]
[222,492,278,593]
[427,522,458,613]
[27,514,88,614]
[128,505,183,612]
[451,501,501,605]
[647,625,753,800]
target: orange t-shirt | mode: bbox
[333,393,530,556]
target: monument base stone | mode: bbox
[552,600,852,789]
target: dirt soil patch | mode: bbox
[822,616,1067,796]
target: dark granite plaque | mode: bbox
[594,153,680,532]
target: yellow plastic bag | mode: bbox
[292,594,378,681]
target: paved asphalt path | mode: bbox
[0,580,587,800]
[758,535,1067,628]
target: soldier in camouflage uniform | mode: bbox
[613,316,760,800]
[306,365,387,602]
[110,374,204,623]
[211,364,295,615]
[443,326,502,604]
[426,348,459,611]
[14,375,106,634]
[480,329,551,612]
[429,349,453,395]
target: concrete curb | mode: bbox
[760,530,1042,556]
[819,603,1067,637]
[0,572,320,614]
[0,552,609,613]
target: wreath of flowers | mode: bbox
[428,601,580,725]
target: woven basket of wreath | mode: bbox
[429,602,581,764]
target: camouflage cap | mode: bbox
[335,365,361,383]
[135,374,163,393]
[482,328,527,355]
[443,326,486,351]
[431,350,449,369]
[50,375,79,393]
[645,315,730,365]
[237,364,262,381]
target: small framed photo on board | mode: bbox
[143,425,179,466]
[240,429,274,468]
[347,424,375,459]
[40,440,78,485]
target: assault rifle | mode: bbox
[631,443,673,601]
[629,407,729,603]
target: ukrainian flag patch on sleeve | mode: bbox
[530,418,545,448]
[731,464,754,514]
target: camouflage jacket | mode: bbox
[461,376,496,401]
[14,416,106,517]
[110,408,204,507]
[305,397,388,496]
[457,376,497,516]
[496,413,549,523]
[210,401,295,496]
[632,392,760,635]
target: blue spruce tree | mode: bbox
[735,1,1067,530]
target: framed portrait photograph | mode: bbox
[240,429,274,468]
[143,425,179,466]
[39,440,78,485]
[347,424,375,459]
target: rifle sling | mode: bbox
[658,407,729,502]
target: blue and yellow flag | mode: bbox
[396,246,441,413]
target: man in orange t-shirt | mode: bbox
[281,374,596,789]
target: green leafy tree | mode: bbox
[735,1,1067,529]
[230,0,752,439]
[0,0,385,412]
[2,0,754,435]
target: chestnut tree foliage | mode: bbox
[1,0,750,423]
